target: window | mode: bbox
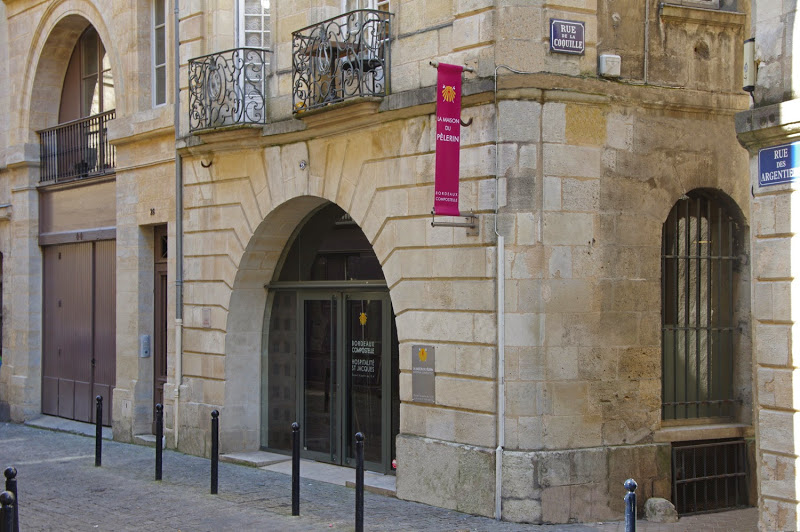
[80,28,115,116]
[153,0,167,106]
[661,191,744,421]
[238,0,271,50]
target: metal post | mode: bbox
[0,491,14,532]
[291,422,300,516]
[355,432,364,532]
[211,410,219,495]
[155,403,163,481]
[624,478,637,532]
[3,468,18,532]
[95,395,103,467]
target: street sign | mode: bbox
[550,19,585,55]
[759,141,800,187]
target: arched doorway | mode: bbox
[262,203,399,473]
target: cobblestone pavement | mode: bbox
[0,422,757,531]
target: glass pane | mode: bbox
[82,76,100,116]
[304,299,336,455]
[155,66,166,105]
[245,31,261,47]
[155,0,166,25]
[245,0,262,14]
[245,15,262,31]
[82,30,99,76]
[103,69,116,110]
[347,299,382,464]
[267,292,297,450]
[155,27,166,64]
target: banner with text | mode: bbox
[434,63,463,216]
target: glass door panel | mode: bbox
[346,298,383,466]
[303,298,337,458]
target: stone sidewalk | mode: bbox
[0,421,757,531]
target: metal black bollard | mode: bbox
[355,432,364,532]
[291,422,300,516]
[3,468,18,532]
[210,410,219,495]
[624,478,637,532]
[95,395,103,467]
[155,403,163,481]
[0,491,14,532]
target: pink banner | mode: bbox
[434,63,463,216]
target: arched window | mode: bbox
[661,190,745,421]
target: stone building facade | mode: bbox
[736,2,800,530]
[0,0,760,525]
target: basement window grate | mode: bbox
[672,439,747,515]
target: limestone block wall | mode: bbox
[110,130,176,442]
[493,83,751,522]
[750,1,795,107]
[596,1,747,91]
[736,104,800,531]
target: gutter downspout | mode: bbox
[493,64,542,522]
[493,65,510,522]
[644,0,650,84]
[173,0,184,449]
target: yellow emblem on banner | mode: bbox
[442,85,456,103]
[359,312,367,326]
[418,347,427,362]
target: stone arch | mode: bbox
[221,195,328,450]
[221,192,401,451]
[20,1,124,143]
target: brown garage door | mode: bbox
[42,240,115,425]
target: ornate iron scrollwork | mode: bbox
[189,48,270,132]
[292,10,391,114]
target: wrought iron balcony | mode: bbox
[292,9,391,113]
[38,110,116,184]
[189,48,270,132]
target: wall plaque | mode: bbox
[412,345,435,404]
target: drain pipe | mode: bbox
[173,0,184,450]
[493,64,541,521]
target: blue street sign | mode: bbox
[759,141,800,187]
[550,19,585,55]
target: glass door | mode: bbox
[344,295,388,471]
[296,290,392,471]
[301,295,338,462]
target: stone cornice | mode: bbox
[735,99,800,151]
[179,73,750,156]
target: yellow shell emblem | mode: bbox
[418,348,427,362]
[359,312,367,326]
[442,85,456,103]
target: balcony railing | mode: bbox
[38,110,116,184]
[189,48,270,132]
[292,9,391,113]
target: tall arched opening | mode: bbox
[262,202,399,473]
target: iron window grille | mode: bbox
[672,439,748,515]
[661,191,741,420]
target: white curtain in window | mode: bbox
[239,0,271,49]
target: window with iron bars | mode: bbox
[661,190,743,421]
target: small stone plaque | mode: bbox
[412,345,435,404]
